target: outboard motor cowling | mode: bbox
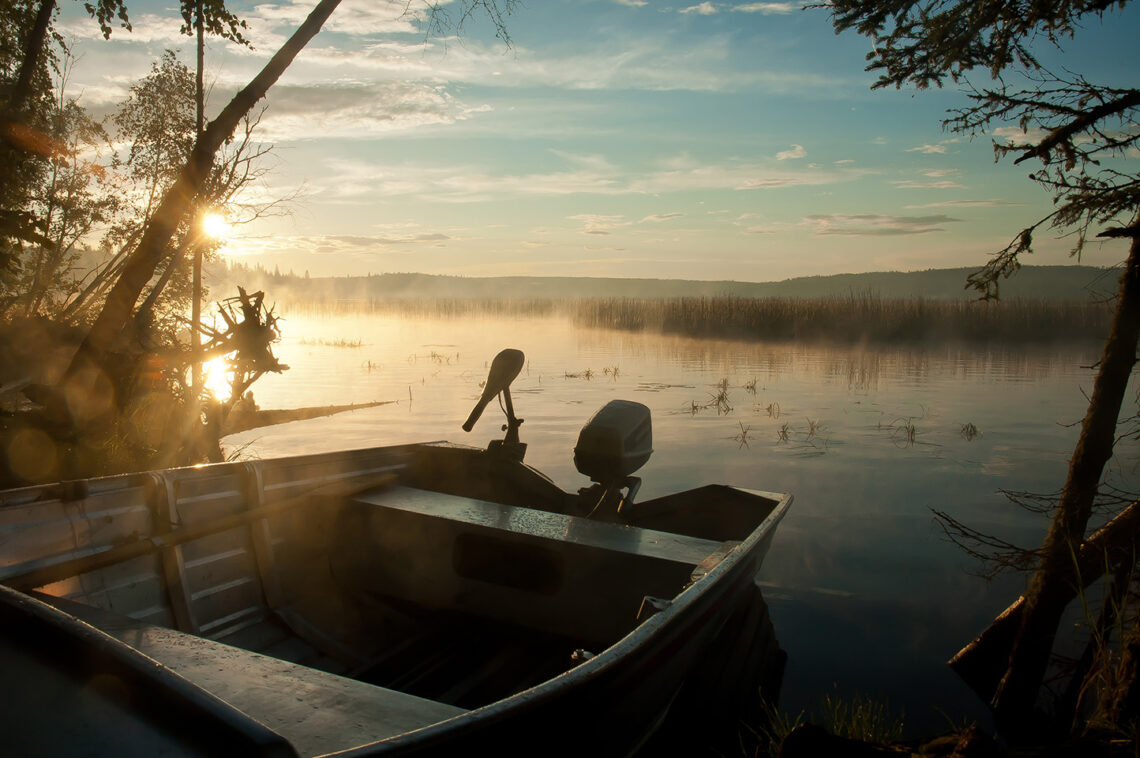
[574,400,653,482]
[574,400,652,519]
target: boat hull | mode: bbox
[0,443,790,756]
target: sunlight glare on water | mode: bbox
[222,311,1138,732]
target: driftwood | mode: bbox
[950,497,1140,703]
[222,400,394,436]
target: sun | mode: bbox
[200,356,233,402]
[201,212,231,240]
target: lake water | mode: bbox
[223,311,1139,734]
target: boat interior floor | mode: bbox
[30,593,468,758]
[355,610,588,709]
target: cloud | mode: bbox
[906,144,948,154]
[834,159,855,165]
[923,169,959,177]
[640,212,684,222]
[568,214,630,234]
[235,231,452,261]
[612,0,649,5]
[235,81,489,141]
[891,180,966,189]
[776,144,807,160]
[57,11,183,44]
[805,213,961,236]
[312,155,864,203]
[993,126,1048,145]
[904,199,1025,209]
[732,2,801,12]
[248,0,423,37]
[549,150,618,173]
[679,2,719,14]
[321,232,451,246]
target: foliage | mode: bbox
[177,0,249,46]
[828,0,1139,298]
[79,0,132,40]
[0,47,120,317]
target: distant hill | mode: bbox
[214,264,1117,303]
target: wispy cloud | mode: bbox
[776,144,807,160]
[993,126,1048,145]
[248,0,423,38]
[906,144,948,154]
[322,233,451,246]
[891,180,966,189]
[233,231,451,261]
[641,212,684,222]
[806,213,961,236]
[732,2,802,12]
[221,82,490,142]
[904,199,1025,209]
[568,214,630,234]
[312,155,863,203]
[679,2,719,15]
[612,0,649,6]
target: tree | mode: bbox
[1,50,119,318]
[0,0,130,274]
[829,0,1139,739]
[63,0,518,403]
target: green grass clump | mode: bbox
[747,692,905,756]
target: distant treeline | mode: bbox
[283,295,1112,344]
[217,262,1119,303]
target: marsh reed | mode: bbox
[282,294,1111,344]
[571,294,1112,344]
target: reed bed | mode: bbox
[571,295,1112,344]
[281,294,1112,344]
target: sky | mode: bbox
[57,0,1140,282]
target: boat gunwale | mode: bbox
[326,485,793,756]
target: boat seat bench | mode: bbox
[30,593,467,758]
[342,486,731,643]
[354,485,726,566]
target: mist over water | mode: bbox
[224,311,1139,733]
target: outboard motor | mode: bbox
[462,348,527,461]
[574,399,653,519]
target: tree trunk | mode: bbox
[191,0,206,400]
[991,236,1140,732]
[951,496,1140,704]
[62,0,344,402]
[1,0,57,258]
[3,0,55,122]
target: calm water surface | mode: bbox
[224,312,1139,733]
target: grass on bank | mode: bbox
[749,691,907,756]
